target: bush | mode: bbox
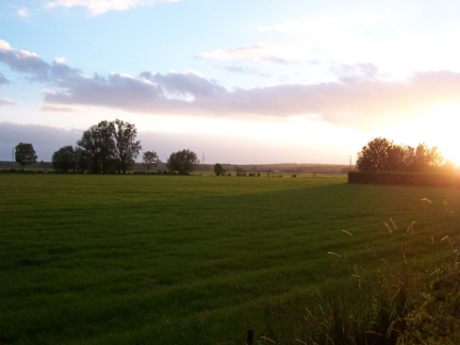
[348,171,460,188]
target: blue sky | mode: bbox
[1,0,460,164]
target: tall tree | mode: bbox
[356,137,393,171]
[166,149,198,174]
[142,151,160,172]
[112,119,142,174]
[77,121,115,173]
[15,143,37,170]
[52,145,76,173]
[74,147,89,173]
[357,138,446,172]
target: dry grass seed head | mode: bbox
[385,223,393,234]
[390,218,398,230]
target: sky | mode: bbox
[1,0,460,165]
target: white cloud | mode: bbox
[17,7,31,18]
[256,26,271,32]
[0,40,13,51]
[196,42,312,64]
[44,0,178,15]
[0,98,15,106]
[275,12,383,35]
[3,40,460,131]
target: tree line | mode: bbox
[14,119,200,174]
[356,137,454,172]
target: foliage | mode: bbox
[348,171,460,188]
[74,147,90,173]
[213,163,226,176]
[77,120,115,173]
[142,151,160,172]
[14,142,37,169]
[166,149,198,174]
[112,119,142,173]
[77,119,141,173]
[357,137,447,172]
[236,167,246,176]
[52,145,76,173]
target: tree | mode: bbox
[74,147,89,173]
[52,145,76,173]
[15,143,37,170]
[356,137,393,171]
[143,151,160,172]
[213,163,226,176]
[357,137,446,173]
[77,121,115,173]
[112,119,142,174]
[166,149,199,174]
[408,143,444,172]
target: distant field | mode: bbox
[1,174,459,344]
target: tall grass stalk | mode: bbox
[256,199,460,345]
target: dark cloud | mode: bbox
[0,42,50,82]
[0,122,82,161]
[0,122,347,164]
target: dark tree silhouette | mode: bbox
[356,137,393,171]
[213,163,226,176]
[15,142,37,170]
[357,138,446,172]
[52,145,76,173]
[112,119,142,174]
[142,151,160,172]
[77,121,115,173]
[166,149,199,174]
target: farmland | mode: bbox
[0,174,459,344]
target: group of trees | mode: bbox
[49,119,200,174]
[357,137,451,172]
[50,120,141,173]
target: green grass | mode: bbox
[0,174,459,344]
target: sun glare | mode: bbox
[378,104,460,166]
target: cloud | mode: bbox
[17,7,31,18]
[331,63,385,83]
[196,42,306,64]
[0,122,82,161]
[0,40,51,81]
[274,12,383,35]
[44,0,178,16]
[0,122,353,164]
[0,73,9,85]
[0,98,15,106]
[3,40,460,130]
[222,65,269,77]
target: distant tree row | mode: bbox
[49,119,199,174]
[357,137,452,172]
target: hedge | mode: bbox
[348,171,460,188]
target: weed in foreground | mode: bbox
[255,199,460,345]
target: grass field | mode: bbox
[1,174,459,344]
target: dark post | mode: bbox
[247,329,254,345]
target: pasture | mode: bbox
[0,174,459,344]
